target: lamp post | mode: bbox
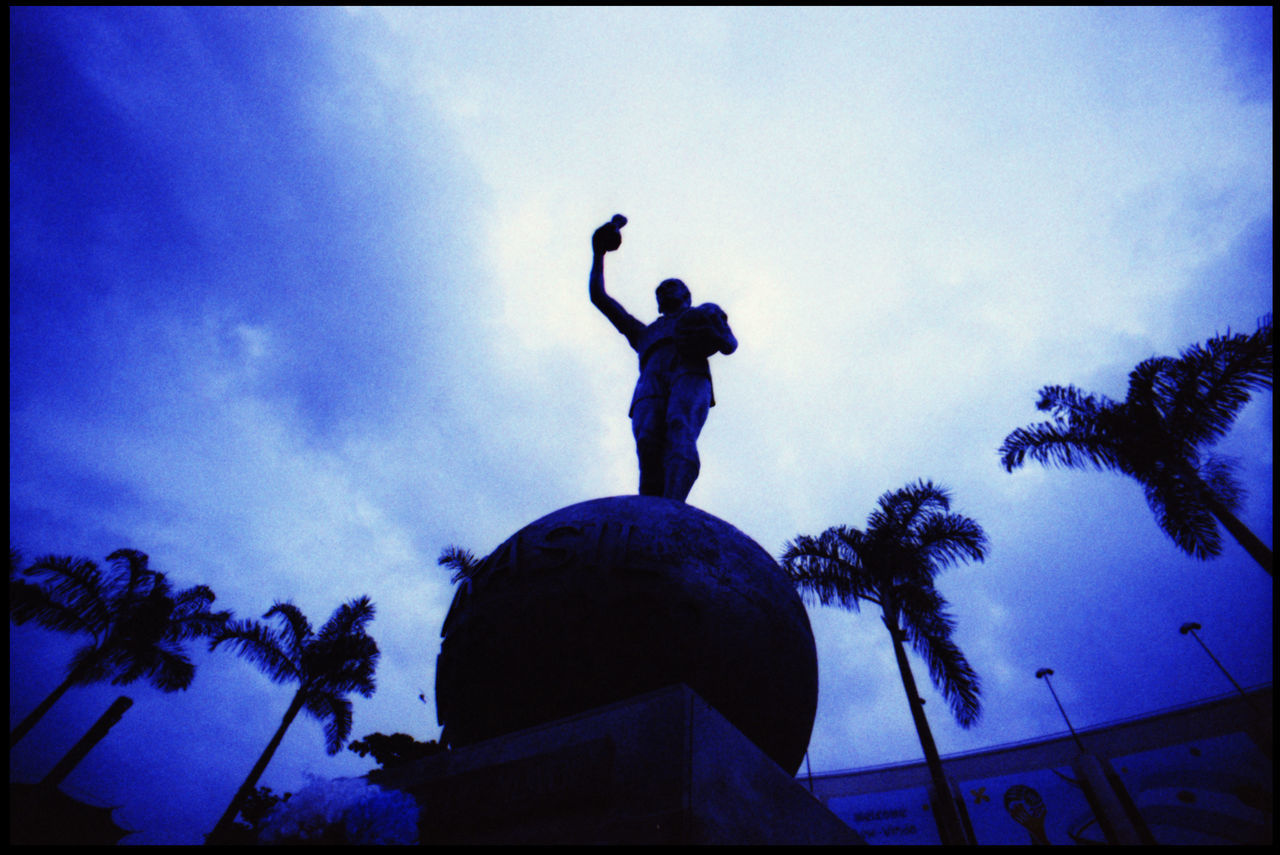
[1179,622,1268,749]
[1035,668,1150,844]
[1035,668,1085,754]
[1178,622,1250,700]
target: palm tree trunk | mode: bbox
[207,688,307,844]
[884,615,969,845]
[1204,494,1273,575]
[42,695,133,787]
[10,670,81,749]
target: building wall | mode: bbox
[803,687,1272,845]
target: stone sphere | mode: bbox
[434,496,818,775]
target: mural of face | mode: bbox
[1004,785,1050,845]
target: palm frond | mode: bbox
[210,618,301,684]
[100,647,146,687]
[438,546,482,584]
[1003,383,1142,474]
[1036,384,1118,423]
[303,691,353,755]
[1142,472,1222,560]
[1126,357,1178,418]
[914,513,989,569]
[263,602,312,662]
[909,620,981,728]
[998,414,1126,474]
[174,608,234,641]
[9,577,102,637]
[1153,354,1212,440]
[780,527,879,609]
[103,640,197,692]
[1198,454,1244,513]
[13,555,111,635]
[66,643,110,686]
[172,584,217,614]
[890,577,947,617]
[141,643,198,692]
[167,584,231,640]
[869,479,950,536]
[316,596,375,642]
[1163,315,1273,446]
[896,586,981,727]
[303,633,379,698]
[104,549,154,607]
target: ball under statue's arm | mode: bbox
[588,216,644,347]
[676,303,738,357]
[716,308,738,355]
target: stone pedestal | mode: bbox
[370,685,864,845]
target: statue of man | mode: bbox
[589,216,738,502]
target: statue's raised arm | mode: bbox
[586,215,737,503]
[589,215,644,348]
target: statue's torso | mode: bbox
[629,313,712,415]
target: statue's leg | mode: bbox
[663,376,712,502]
[631,398,666,497]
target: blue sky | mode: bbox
[9,6,1272,844]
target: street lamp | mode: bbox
[1179,622,1252,704]
[1035,671,1154,844]
[1036,667,1086,754]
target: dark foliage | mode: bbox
[349,731,447,770]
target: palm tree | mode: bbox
[438,545,481,583]
[434,545,484,748]
[207,596,379,843]
[9,548,230,748]
[437,545,485,636]
[781,480,988,845]
[999,314,1272,574]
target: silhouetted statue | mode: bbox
[589,215,737,502]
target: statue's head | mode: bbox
[656,278,692,316]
